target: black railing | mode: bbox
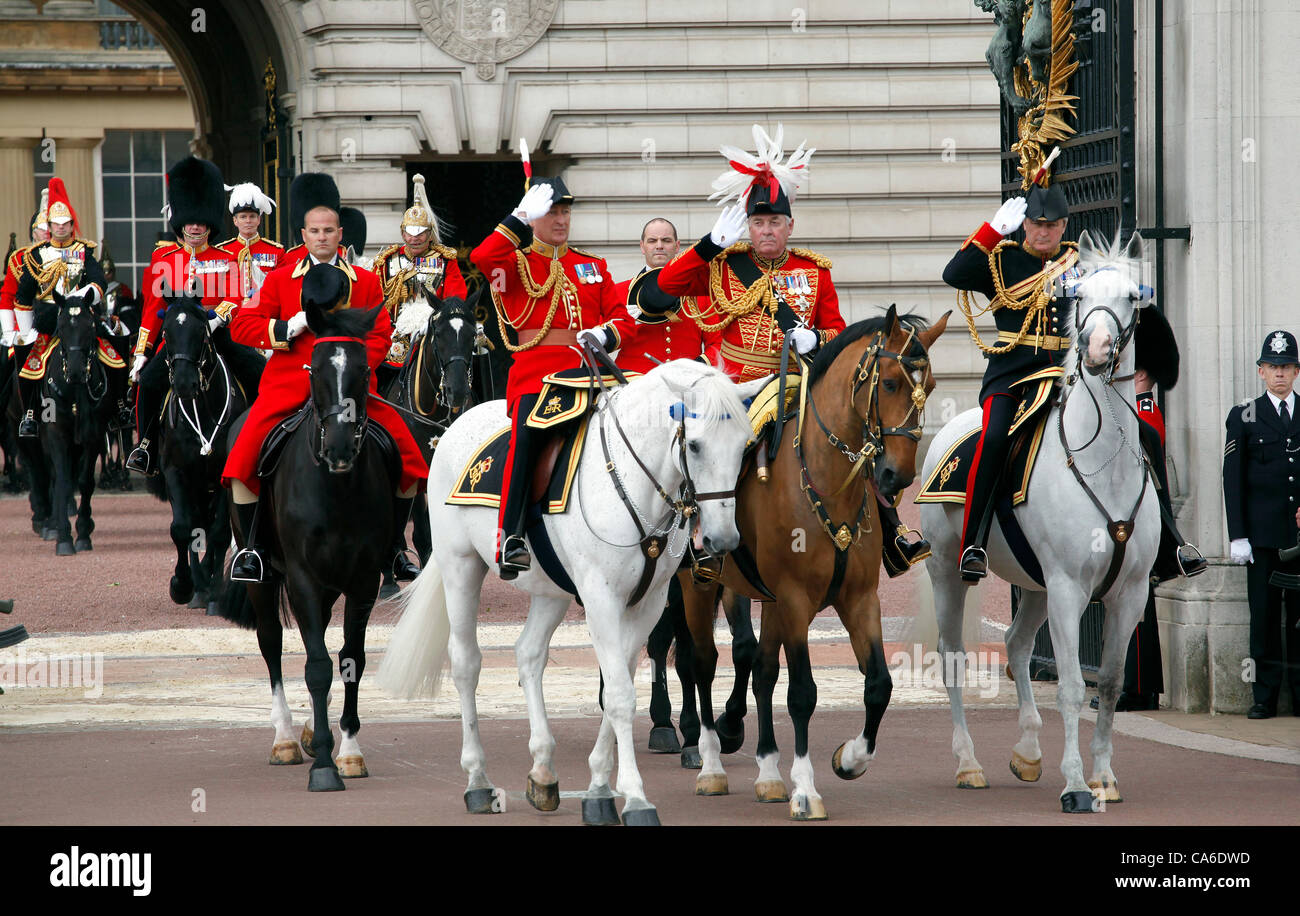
[99,20,161,51]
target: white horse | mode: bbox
[378,359,764,825]
[920,231,1160,813]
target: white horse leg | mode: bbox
[1044,576,1094,812]
[269,681,302,764]
[933,566,985,788]
[516,594,569,812]
[444,556,497,813]
[1089,581,1147,804]
[585,596,657,824]
[1004,588,1047,782]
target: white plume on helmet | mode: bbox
[708,123,814,209]
[225,182,277,216]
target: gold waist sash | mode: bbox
[995,330,1069,351]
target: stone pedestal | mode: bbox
[1157,563,1257,714]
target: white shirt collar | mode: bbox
[1266,389,1296,416]
[309,252,338,267]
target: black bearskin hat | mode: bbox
[290,173,342,235]
[165,157,225,238]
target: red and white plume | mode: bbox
[709,123,814,208]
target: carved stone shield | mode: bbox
[414,0,560,80]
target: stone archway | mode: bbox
[111,0,297,240]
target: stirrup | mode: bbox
[125,441,153,475]
[18,410,37,438]
[1176,543,1207,578]
[230,546,265,583]
[392,548,421,583]
[499,536,531,580]
[959,546,988,583]
[895,525,932,565]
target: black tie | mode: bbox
[1283,401,1292,427]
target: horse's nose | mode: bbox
[878,464,909,497]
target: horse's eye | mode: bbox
[883,379,898,393]
[688,441,700,455]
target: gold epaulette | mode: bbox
[567,246,604,261]
[80,238,97,251]
[155,243,182,257]
[263,238,284,249]
[375,243,403,265]
[155,240,174,249]
[431,242,458,260]
[218,237,238,249]
[720,241,751,259]
[787,246,832,269]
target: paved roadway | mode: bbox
[2,491,1297,827]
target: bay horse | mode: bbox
[679,306,949,819]
[217,295,395,792]
[7,288,124,554]
[144,295,256,614]
[379,360,766,824]
[378,287,479,589]
[920,231,1158,812]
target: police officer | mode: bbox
[1223,329,1300,719]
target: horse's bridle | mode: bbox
[417,306,473,416]
[49,308,108,404]
[309,335,370,465]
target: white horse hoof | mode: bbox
[696,772,729,796]
[956,768,988,789]
[269,740,303,765]
[789,794,827,821]
[1010,751,1042,783]
[754,779,789,803]
[337,755,368,778]
[1088,776,1122,803]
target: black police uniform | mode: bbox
[1223,329,1300,716]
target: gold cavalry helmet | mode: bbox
[400,173,440,240]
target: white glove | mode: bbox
[709,203,749,248]
[0,330,15,347]
[208,315,226,333]
[1229,538,1253,565]
[789,327,818,355]
[991,196,1028,236]
[17,327,39,346]
[513,183,555,224]
[130,353,147,383]
[286,311,309,339]
[576,327,610,351]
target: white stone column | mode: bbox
[0,137,38,244]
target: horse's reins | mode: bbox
[1058,288,1151,601]
[308,334,370,465]
[166,321,234,457]
[580,338,728,606]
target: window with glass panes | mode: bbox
[100,130,194,292]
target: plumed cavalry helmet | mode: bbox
[709,123,813,219]
[226,181,276,216]
[289,172,342,233]
[400,173,444,243]
[31,187,49,237]
[45,178,79,235]
[164,157,226,237]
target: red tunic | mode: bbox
[135,242,241,357]
[658,238,845,382]
[470,216,631,413]
[614,271,719,375]
[1137,391,1165,447]
[221,254,428,496]
[1,247,26,314]
[219,235,286,299]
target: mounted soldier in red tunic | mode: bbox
[470,159,631,579]
[126,157,266,476]
[222,172,429,583]
[219,181,285,298]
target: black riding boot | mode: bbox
[390,496,421,582]
[126,356,165,476]
[879,497,931,578]
[499,402,536,580]
[229,500,265,583]
[960,396,1016,583]
[16,373,40,438]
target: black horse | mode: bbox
[218,273,398,792]
[144,296,257,614]
[378,287,479,593]
[6,289,123,554]
[97,282,141,492]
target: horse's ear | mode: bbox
[1123,229,1145,262]
[734,376,768,403]
[53,288,66,308]
[465,283,485,311]
[920,310,952,348]
[422,286,444,312]
[884,302,899,337]
[1077,229,1097,260]
[359,304,384,332]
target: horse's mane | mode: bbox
[312,303,380,339]
[808,309,930,386]
[636,360,749,440]
[163,295,207,325]
[1062,231,1142,378]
